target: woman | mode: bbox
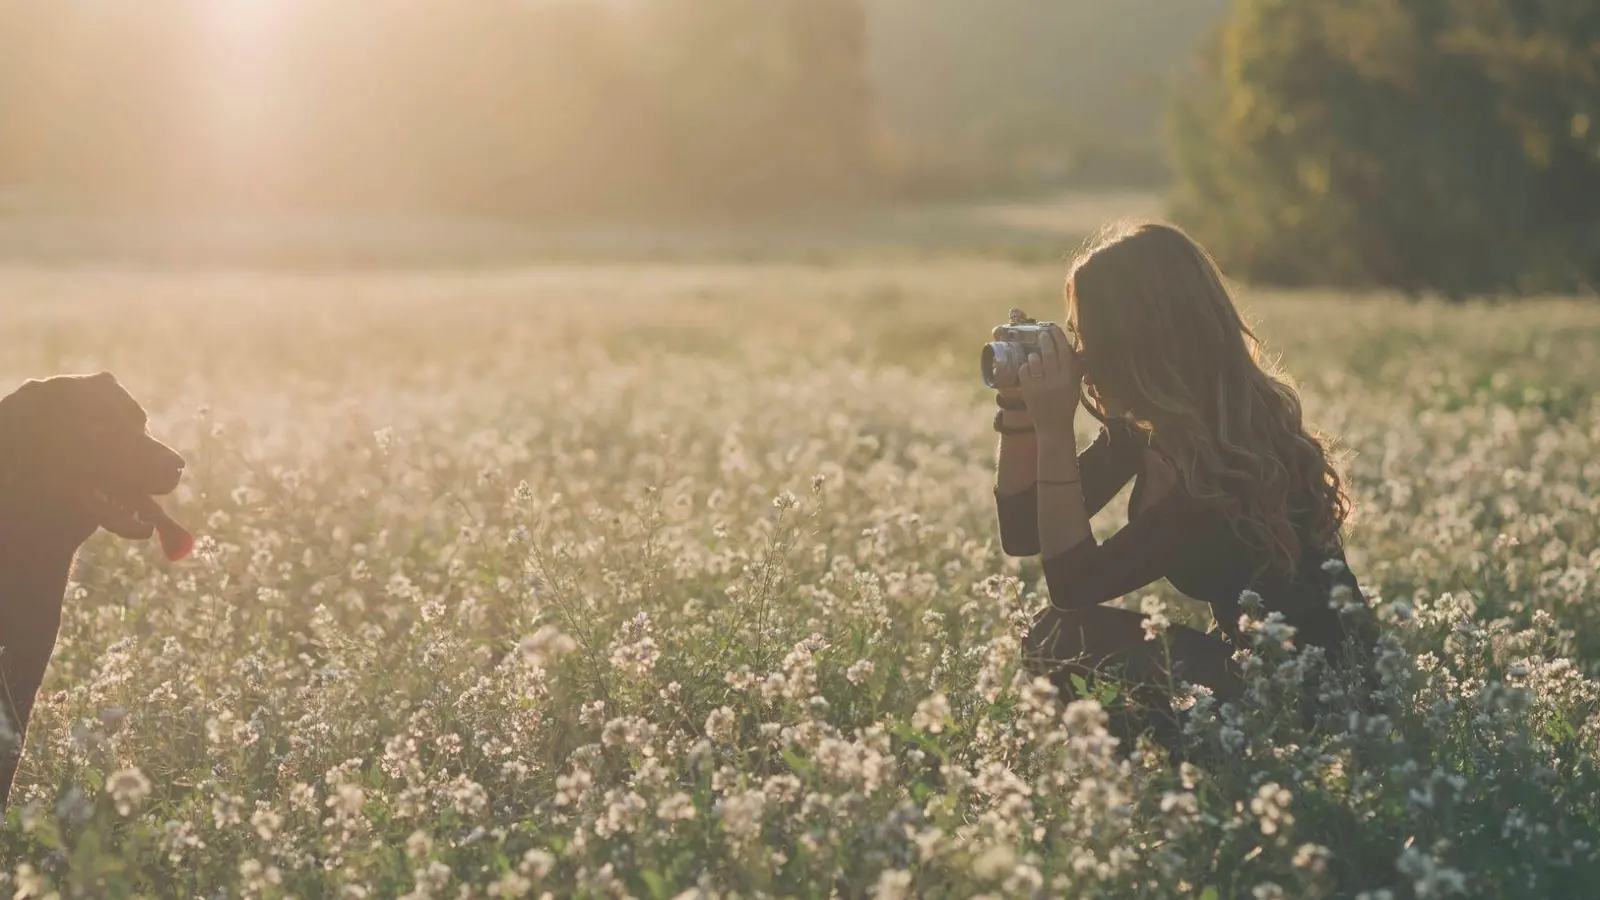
[993,221,1370,749]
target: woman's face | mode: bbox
[1067,311,1129,420]
[1082,371,1129,420]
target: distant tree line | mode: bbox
[866,0,1229,198]
[0,0,870,218]
[1171,0,1600,296]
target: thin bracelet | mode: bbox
[993,410,1035,435]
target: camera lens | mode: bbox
[981,343,1014,389]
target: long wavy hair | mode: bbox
[1066,221,1349,577]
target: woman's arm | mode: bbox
[996,428,1142,556]
[993,384,1043,556]
[995,396,1142,557]
[1014,324,1096,562]
[995,405,1038,498]
[1038,495,1193,611]
[1034,432,1095,562]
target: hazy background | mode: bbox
[0,0,1594,294]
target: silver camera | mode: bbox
[982,311,1056,389]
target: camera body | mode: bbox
[982,321,1056,389]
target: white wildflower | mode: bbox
[487,871,532,898]
[912,693,950,733]
[519,848,557,879]
[1250,782,1294,835]
[1293,843,1332,876]
[328,784,365,817]
[1140,595,1171,640]
[106,767,152,816]
[873,869,913,900]
[519,625,578,669]
[656,792,696,822]
[705,707,737,744]
[717,789,766,844]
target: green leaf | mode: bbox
[781,748,812,776]
[1096,681,1121,706]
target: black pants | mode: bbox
[1023,604,1243,755]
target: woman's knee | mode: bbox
[1025,604,1241,696]
[1024,605,1143,662]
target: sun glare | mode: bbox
[189,0,291,205]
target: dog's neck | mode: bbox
[0,416,96,569]
[0,485,94,574]
[0,519,82,631]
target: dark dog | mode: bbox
[0,372,192,809]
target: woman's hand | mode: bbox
[1016,323,1082,442]
[992,326,1033,427]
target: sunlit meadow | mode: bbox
[1,263,1598,898]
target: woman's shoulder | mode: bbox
[1129,446,1181,518]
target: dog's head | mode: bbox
[0,372,193,560]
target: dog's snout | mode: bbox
[143,439,186,493]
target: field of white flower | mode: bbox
[1,262,1598,899]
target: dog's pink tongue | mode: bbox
[157,518,195,562]
[133,496,194,561]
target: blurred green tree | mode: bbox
[1171,0,1600,297]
